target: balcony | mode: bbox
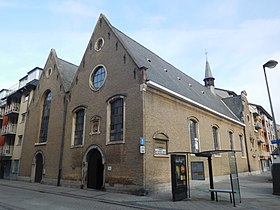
[1,145,14,156]
[1,123,17,135]
[4,103,20,116]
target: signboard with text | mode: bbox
[271,140,280,144]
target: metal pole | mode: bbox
[208,156,215,200]
[263,67,280,155]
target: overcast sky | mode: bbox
[1,0,280,123]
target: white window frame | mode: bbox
[189,117,200,153]
[89,64,107,91]
[71,107,86,147]
[212,125,221,157]
[153,131,169,157]
[106,95,126,145]
[228,130,234,150]
[239,134,246,158]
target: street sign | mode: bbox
[271,140,280,144]
[140,145,145,154]
[139,137,145,145]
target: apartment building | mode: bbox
[0,67,42,179]
[249,103,276,171]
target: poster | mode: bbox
[171,154,187,201]
[191,161,205,180]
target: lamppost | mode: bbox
[263,60,279,156]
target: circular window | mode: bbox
[90,65,107,91]
[94,37,104,51]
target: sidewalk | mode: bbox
[0,171,279,210]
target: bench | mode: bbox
[209,188,236,205]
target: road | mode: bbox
[0,184,142,210]
[0,171,279,210]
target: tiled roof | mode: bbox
[111,24,241,123]
[57,58,78,92]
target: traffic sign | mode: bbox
[271,140,280,144]
[139,137,145,145]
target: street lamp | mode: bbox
[263,60,279,156]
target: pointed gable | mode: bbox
[43,49,78,93]
[99,15,241,124]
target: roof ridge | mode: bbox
[57,57,78,68]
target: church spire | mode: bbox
[203,51,216,95]
[203,51,215,87]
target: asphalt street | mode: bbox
[0,171,279,210]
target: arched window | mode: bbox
[228,130,234,150]
[110,98,123,141]
[153,131,169,156]
[72,108,85,146]
[212,126,220,150]
[106,96,125,143]
[239,134,246,157]
[39,91,52,143]
[189,119,199,153]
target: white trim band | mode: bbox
[146,80,245,127]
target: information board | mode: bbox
[191,161,205,180]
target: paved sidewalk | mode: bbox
[0,171,279,209]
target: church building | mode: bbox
[19,14,260,193]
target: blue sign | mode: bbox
[140,137,145,145]
[271,140,280,144]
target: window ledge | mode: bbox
[89,131,100,136]
[214,154,222,158]
[154,154,169,158]
[35,142,47,146]
[106,140,125,145]
[71,145,84,149]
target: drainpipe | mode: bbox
[57,94,68,186]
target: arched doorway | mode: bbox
[86,147,104,190]
[34,153,43,183]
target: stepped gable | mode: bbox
[100,14,240,123]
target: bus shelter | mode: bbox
[170,150,241,206]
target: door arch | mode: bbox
[82,145,105,189]
[34,152,44,183]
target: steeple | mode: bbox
[203,51,215,88]
[203,51,216,95]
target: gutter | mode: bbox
[146,80,245,127]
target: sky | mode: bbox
[1,0,280,123]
